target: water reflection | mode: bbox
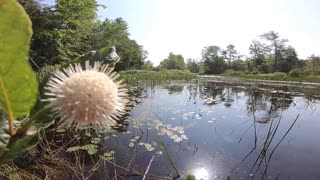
[53,81,320,179]
[124,82,319,179]
[164,84,184,94]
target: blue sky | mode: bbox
[45,0,320,65]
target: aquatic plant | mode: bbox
[120,69,198,85]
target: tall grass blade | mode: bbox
[152,126,180,178]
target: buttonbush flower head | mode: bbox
[43,61,128,130]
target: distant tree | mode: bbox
[186,58,200,73]
[160,52,185,70]
[249,40,270,65]
[260,31,288,71]
[279,46,298,72]
[55,0,99,62]
[303,54,320,74]
[230,60,247,72]
[22,0,100,69]
[20,0,146,71]
[249,40,271,73]
[222,44,238,65]
[307,54,320,70]
[97,18,146,70]
[18,0,59,69]
[201,46,226,74]
[142,60,154,70]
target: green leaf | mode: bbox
[0,0,38,119]
[0,134,38,164]
[66,146,82,152]
[83,144,98,155]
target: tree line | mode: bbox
[159,31,320,76]
[18,0,320,75]
[19,0,147,71]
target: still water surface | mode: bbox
[106,81,320,180]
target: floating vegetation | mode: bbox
[103,150,115,160]
[124,118,188,153]
[66,144,98,155]
[152,120,188,142]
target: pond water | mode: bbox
[104,81,320,180]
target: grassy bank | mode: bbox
[120,69,199,85]
[224,71,320,83]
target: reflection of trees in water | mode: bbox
[186,83,199,104]
[163,84,184,94]
[198,83,243,108]
[246,90,294,123]
[198,83,225,106]
[187,82,295,115]
[233,91,299,179]
[220,87,236,108]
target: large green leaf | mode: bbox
[0,0,38,118]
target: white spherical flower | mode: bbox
[43,61,128,130]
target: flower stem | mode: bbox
[16,107,50,135]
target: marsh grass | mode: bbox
[226,71,320,83]
[120,69,198,85]
[152,126,180,178]
[0,121,182,179]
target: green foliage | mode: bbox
[227,71,320,83]
[0,134,38,164]
[0,0,38,122]
[160,52,186,70]
[225,69,243,76]
[142,60,154,70]
[0,0,55,165]
[55,0,99,62]
[222,44,238,64]
[272,72,287,80]
[230,60,247,72]
[304,55,320,75]
[251,70,259,75]
[289,68,301,78]
[23,2,60,69]
[95,18,146,70]
[186,58,200,73]
[120,70,198,85]
[202,46,226,74]
[67,144,98,155]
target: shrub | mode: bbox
[310,69,320,75]
[272,72,287,80]
[251,70,259,75]
[225,69,235,75]
[289,68,301,78]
